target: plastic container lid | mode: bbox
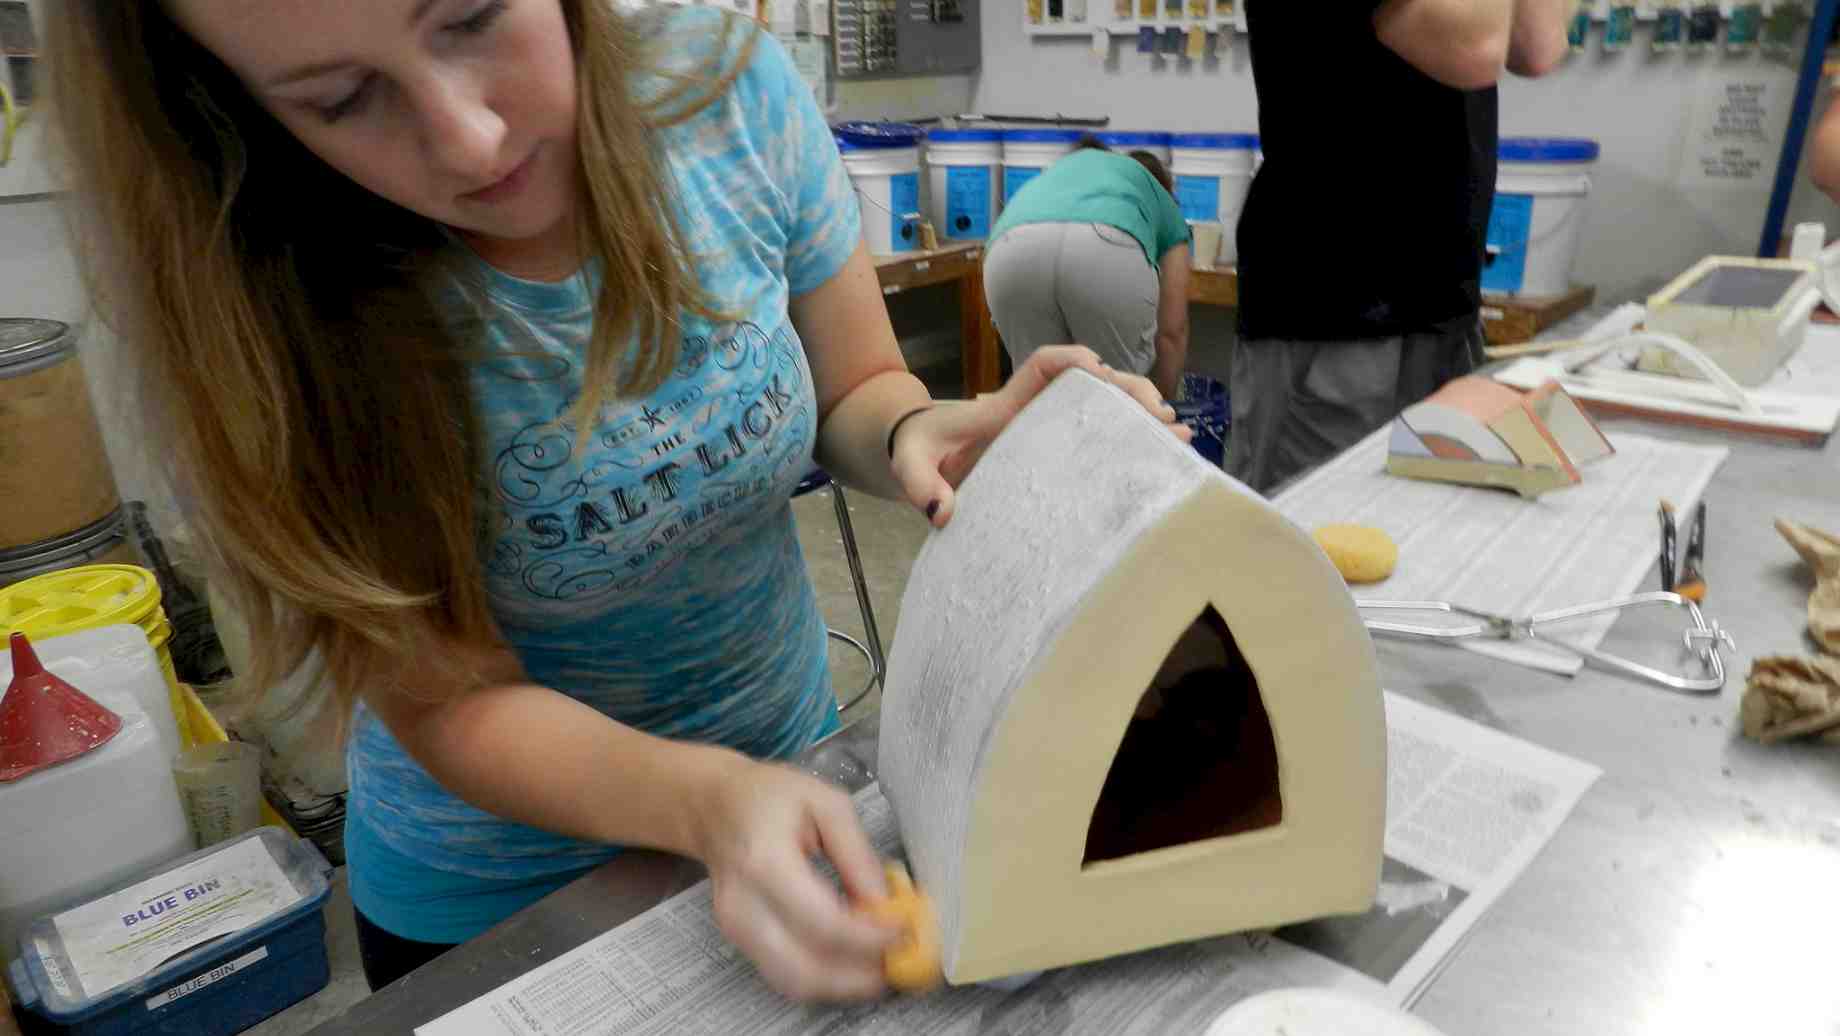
[1001,128,1086,144]
[1499,137,1600,163]
[0,565,165,641]
[1170,132,1259,150]
[9,827,332,1022]
[1095,131,1172,148]
[833,121,926,150]
[0,319,74,378]
[926,128,1003,143]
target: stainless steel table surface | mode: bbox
[309,416,1840,1036]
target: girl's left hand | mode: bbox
[889,346,1193,529]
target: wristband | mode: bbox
[886,405,934,459]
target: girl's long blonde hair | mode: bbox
[46,1,755,731]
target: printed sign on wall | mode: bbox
[1677,70,1796,190]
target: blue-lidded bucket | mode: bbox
[1483,137,1599,297]
[834,122,927,256]
[1169,133,1259,266]
[1175,373,1229,468]
[1001,128,1085,203]
[1095,130,1172,166]
[925,128,1004,241]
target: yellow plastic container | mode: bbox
[0,564,191,747]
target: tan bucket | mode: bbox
[0,319,120,550]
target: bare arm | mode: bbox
[1373,0,1514,91]
[365,640,896,1000]
[1149,243,1191,400]
[1814,98,1840,204]
[795,238,1189,525]
[792,241,935,507]
[1506,0,1573,78]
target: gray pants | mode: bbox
[1225,322,1486,495]
[983,222,1160,377]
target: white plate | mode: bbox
[1204,988,1448,1036]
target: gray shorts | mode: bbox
[1225,321,1485,494]
[983,222,1160,377]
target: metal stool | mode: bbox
[793,470,885,713]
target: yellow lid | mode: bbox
[0,564,165,640]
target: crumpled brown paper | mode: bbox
[1741,655,1840,744]
[1775,518,1840,655]
[1740,520,1840,744]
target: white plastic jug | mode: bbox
[0,634,192,965]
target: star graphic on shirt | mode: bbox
[639,405,666,430]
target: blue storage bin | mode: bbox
[6,828,332,1036]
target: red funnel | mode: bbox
[0,632,123,783]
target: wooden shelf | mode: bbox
[875,242,1001,395]
[1189,265,1238,307]
[1480,285,1597,346]
[874,241,985,294]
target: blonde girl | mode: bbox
[47,0,1182,1001]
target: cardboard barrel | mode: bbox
[0,319,120,552]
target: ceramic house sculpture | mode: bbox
[876,369,1386,985]
[1386,376,1613,498]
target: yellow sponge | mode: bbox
[858,862,943,992]
[1312,524,1399,584]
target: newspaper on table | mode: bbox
[1275,424,1726,676]
[417,694,1600,1035]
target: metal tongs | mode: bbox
[1358,592,1735,694]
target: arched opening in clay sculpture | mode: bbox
[1083,604,1284,866]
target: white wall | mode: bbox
[0,195,81,322]
[974,14,1818,304]
[835,75,976,121]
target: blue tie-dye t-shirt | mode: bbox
[344,12,863,944]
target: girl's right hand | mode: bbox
[690,757,900,1001]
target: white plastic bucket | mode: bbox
[925,129,1004,241]
[1095,130,1172,168]
[1170,133,1258,266]
[840,142,923,255]
[1002,129,1083,204]
[1483,137,1598,298]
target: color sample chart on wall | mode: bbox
[833,0,980,78]
[1022,0,1245,38]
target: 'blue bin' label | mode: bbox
[1004,166,1042,204]
[889,172,920,253]
[1174,174,1220,221]
[945,166,992,238]
[1482,193,1533,295]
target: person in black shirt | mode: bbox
[1228,0,1571,493]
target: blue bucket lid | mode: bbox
[1002,128,1086,144]
[1096,131,1172,148]
[1171,132,1258,150]
[1499,137,1599,162]
[832,121,926,150]
[927,127,1003,143]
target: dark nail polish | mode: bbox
[926,500,941,520]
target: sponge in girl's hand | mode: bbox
[1312,524,1399,584]
[858,861,943,992]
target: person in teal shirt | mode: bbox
[985,138,1193,398]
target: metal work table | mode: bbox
[310,414,1840,1035]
